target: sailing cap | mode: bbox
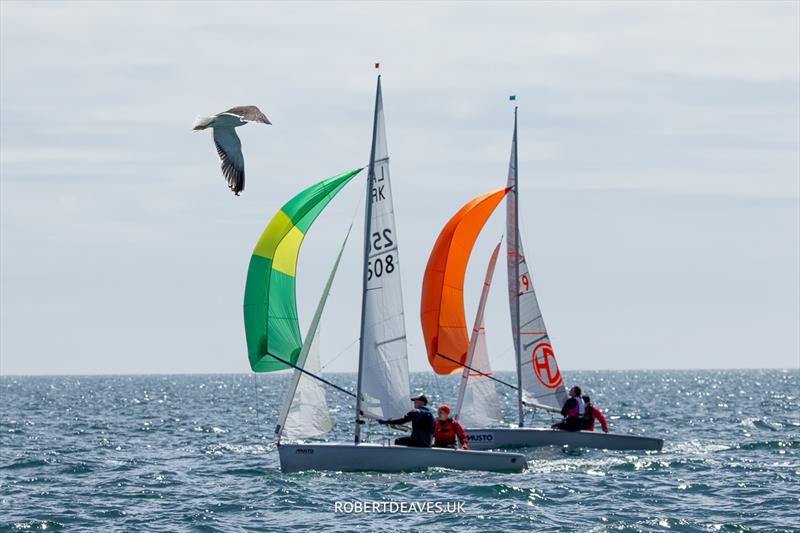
[410,394,428,404]
[438,404,450,414]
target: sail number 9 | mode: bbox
[368,255,395,280]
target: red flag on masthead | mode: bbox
[374,62,380,69]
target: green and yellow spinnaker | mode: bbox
[243,168,362,372]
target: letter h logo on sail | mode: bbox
[532,342,562,389]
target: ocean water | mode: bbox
[1,370,798,532]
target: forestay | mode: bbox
[505,110,567,412]
[357,76,410,421]
[455,241,504,427]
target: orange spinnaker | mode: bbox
[421,187,511,375]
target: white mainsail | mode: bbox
[355,75,411,433]
[455,242,503,427]
[275,227,350,443]
[506,108,567,418]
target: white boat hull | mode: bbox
[464,428,663,451]
[278,442,527,473]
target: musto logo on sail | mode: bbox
[294,448,315,454]
[466,433,494,442]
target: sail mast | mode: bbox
[512,106,524,427]
[354,75,381,444]
[505,103,568,414]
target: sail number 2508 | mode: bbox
[367,229,395,280]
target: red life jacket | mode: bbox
[581,404,608,432]
[434,418,464,446]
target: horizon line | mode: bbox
[1,367,797,378]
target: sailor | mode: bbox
[580,395,609,433]
[551,385,585,431]
[432,404,468,450]
[378,394,435,447]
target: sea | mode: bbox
[1,369,798,532]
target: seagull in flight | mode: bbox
[192,106,271,195]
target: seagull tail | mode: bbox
[192,116,215,131]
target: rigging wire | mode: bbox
[315,180,364,373]
[435,351,519,390]
[320,337,360,371]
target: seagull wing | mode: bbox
[213,126,245,195]
[223,105,271,125]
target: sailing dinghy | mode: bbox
[421,107,663,452]
[245,75,526,473]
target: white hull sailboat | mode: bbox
[421,104,663,453]
[243,74,526,473]
[279,443,525,473]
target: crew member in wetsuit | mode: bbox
[580,395,608,433]
[433,404,468,449]
[378,394,434,447]
[551,385,585,431]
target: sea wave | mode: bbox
[1,370,797,530]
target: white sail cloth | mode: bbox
[358,78,411,420]
[458,324,503,426]
[505,113,568,412]
[455,242,504,427]
[283,329,333,440]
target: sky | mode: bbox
[1,1,798,375]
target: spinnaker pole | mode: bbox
[354,75,382,444]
